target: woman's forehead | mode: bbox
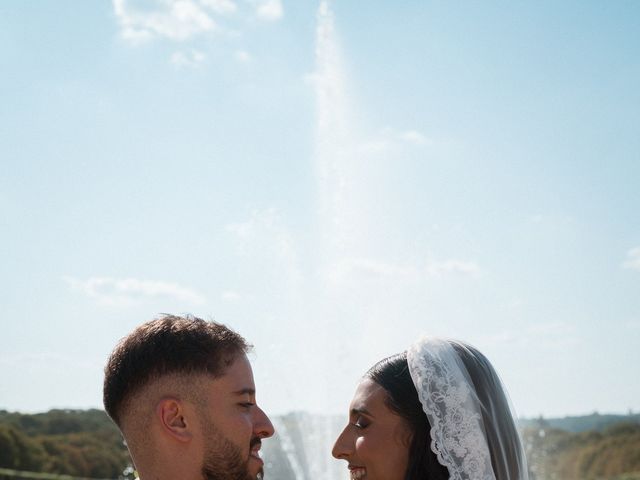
[350,379,387,411]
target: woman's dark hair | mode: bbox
[365,352,449,480]
[365,341,525,480]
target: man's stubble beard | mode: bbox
[200,418,263,480]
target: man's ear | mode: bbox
[156,398,193,443]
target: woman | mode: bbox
[332,337,529,480]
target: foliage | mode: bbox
[0,410,131,479]
[523,421,640,480]
[2,409,639,479]
[520,413,640,434]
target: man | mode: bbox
[103,314,274,480]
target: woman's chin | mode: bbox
[349,466,367,480]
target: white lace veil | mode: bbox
[407,337,529,480]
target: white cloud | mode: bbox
[170,49,206,67]
[358,127,432,154]
[425,258,481,277]
[221,290,243,301]
[623,246,640,271]
[201,0,237,14]
[255,0,283,21]
[226,211,264,240]
[112,0,283,49]
[113,0,217,44]
[226,207,280,239]
[399,129,430,146]
[328,258,419,283]
[328,256,480,284]
[64,276,205,306]
[118,25,155,45]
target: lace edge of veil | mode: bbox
[407,338,496,480]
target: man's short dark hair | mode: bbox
[103,314,250,426]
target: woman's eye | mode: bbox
[354,416,369,429]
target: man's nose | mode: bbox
[253,406,275,439]
[331,426,352,459]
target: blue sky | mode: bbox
[1,0,639,419]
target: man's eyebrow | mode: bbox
[233,388,256,395]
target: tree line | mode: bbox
[1,408,639,479]
[523,420,640,479]
[0,410,131,479]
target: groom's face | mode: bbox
[196,354,274,479]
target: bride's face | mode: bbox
[332,378,411,480]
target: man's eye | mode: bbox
[239,402,255,409]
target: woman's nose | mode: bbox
[331,426,352,459]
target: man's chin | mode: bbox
[247,457,264,479]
